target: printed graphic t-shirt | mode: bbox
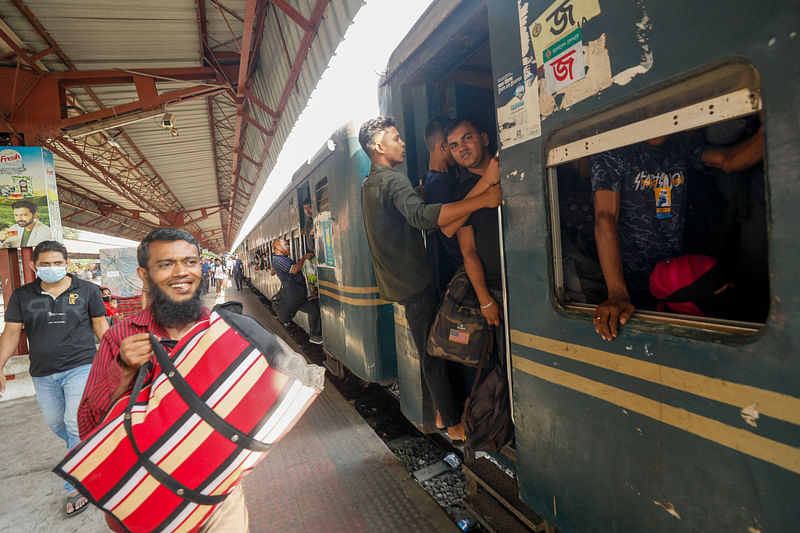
[590,137,703,293]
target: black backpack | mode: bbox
[462,338,514,453]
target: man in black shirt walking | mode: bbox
[0,241,108,517]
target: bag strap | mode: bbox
[123,362,226,506]
[468,327,494,398]
[149,334,272,453]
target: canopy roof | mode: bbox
[0,0,362,250]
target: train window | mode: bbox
[315,177,329,213]
[547,62,768,333]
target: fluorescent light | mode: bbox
[65,109,165,139]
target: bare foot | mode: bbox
[435,411,445,430]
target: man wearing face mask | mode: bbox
[0,240,108,517]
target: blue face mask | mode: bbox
[36,266,67,284]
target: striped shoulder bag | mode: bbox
[55,302,324,533]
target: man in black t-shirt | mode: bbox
[0,241,108,517]
[447,119,504,326]
[447,119,507,377]
[422,116,462,292]
[590,128,764,341]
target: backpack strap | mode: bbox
[468,327,494,398]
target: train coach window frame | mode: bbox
[546,61,767,337]
[315,177,329,214]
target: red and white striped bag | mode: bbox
[55,303,324,532]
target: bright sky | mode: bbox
[230,0,433,251]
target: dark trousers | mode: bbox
[234,272,243,290]
[401,285,459,427]
[299,298,322,337]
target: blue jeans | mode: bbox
[31,363,92,494]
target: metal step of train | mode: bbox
[463,457,553,533]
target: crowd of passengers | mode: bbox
[358,112,766,438]
[359,115,503,440]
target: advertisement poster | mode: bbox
[0,147,62,248]
[494,0,543,150]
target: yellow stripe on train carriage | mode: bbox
[511,356,800,475]
[510,330,800,426]
[317,280,382,295]
[317,288,389,307]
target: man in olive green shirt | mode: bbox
[359,116,500,439]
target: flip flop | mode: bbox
[66,492,89,517]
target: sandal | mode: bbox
[66,492,89,517]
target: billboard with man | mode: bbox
[0,147,62,248]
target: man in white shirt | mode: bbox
[214,258,226,298]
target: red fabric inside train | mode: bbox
[649,255,718,316]
[55,302,324,533]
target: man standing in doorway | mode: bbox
[447,118,506,355]
[78,228,249,532]
[0,201,52,248]
[0,240,108,517]
[422,116,463,292]
[359,116,501,440]
[301,199,315,253]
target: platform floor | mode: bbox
[0,284,456,532]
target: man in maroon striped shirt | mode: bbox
[77,228,249,532]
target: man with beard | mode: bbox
[0,201,52,247]
[77,228,249,532]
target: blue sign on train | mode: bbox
[321,219,335,267]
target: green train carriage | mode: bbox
[238,0,800,530]
[378,0,799,531]
[240,124,399,384]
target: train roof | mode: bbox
[244,122,356,242]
